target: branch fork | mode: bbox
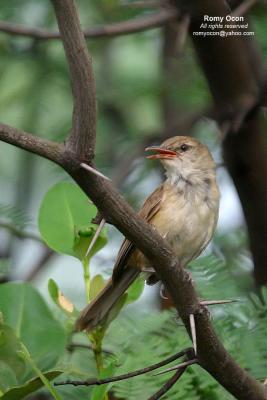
[0,0,266,399]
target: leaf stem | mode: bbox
[19,343,62,400]
[82,258,90,303]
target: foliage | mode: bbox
[1,243,267,399]
[1,1,267,399]
[0,283,67,399]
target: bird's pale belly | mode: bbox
[152,191,218,266]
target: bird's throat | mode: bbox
[166,168,216,200]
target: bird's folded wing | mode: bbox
[112,184,164,281]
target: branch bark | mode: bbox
[51,0,97,161]
[0,8,177,41]
[0,0,266,399]
[0,123,65,165]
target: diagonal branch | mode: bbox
[0,0,266,399]
[231,0,258,17]
[147,367,187,400]
[0,222,42,242]
[0,123,65,165]
[55,348,192,386]
[0,9,177,41]
[51,0,97,162]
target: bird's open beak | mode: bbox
[145,146,177,160]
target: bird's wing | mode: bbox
[112,184,164,281]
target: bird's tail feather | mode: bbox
[75,266,140,332]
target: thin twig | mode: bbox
[0,9,178,41]
[154,359,198,376]
[231,0,257,17]
[67,342,114,355]
[80,163,111,181]
[85,218,106,257]
[121,0,165,8]
[54,348,192,386]
[148,367,186,400]
[189,314,197,355]
[0,222,43,242]
[25,248,55,282]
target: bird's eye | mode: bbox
[180,144,189,152]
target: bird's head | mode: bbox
[145,136,215,180]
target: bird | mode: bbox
[76,135,220,332]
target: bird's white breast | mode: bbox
[152,176,219,266]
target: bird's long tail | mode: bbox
[75,266,140,332]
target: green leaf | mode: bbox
[126,277,145,304]
[0,283,67,376]
[38,182,107,260]
[0,370,63,400]
[0,324,26,380]
[89,275,106,301]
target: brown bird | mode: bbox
[76,136,220,332]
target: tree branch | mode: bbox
[121,0,165,9]
[25,248,55,282]
[0,222,42,242]
[231,0,258,17]
[51,0,97,161]
[0,0,266,398]
[0,9,177,41]
[55,348,192,386]
[0,123,65,165]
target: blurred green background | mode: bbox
[1,1,267,399]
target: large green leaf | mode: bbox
[0,283,67,379]
[38,182,107,260]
